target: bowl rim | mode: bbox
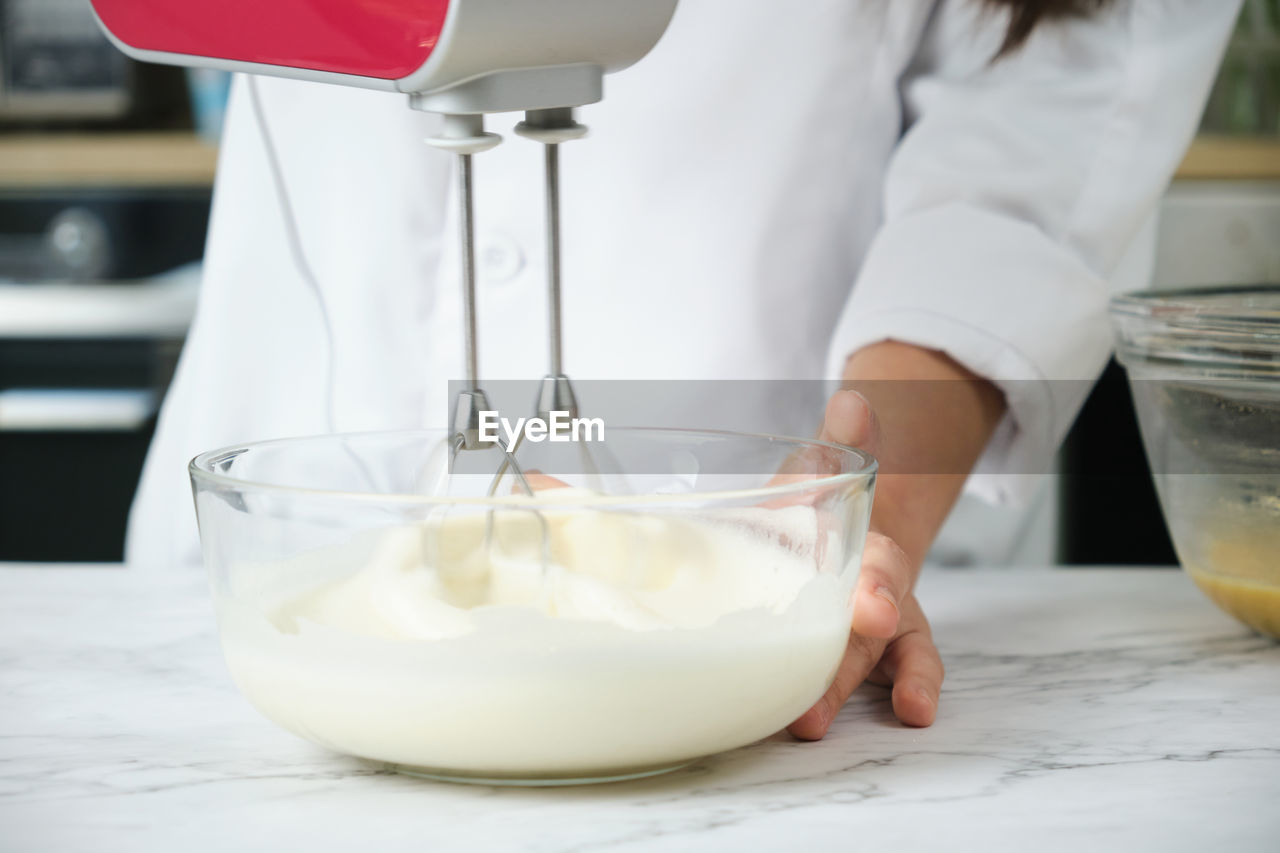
[1110,284,1280,327]
[188,426,878,507]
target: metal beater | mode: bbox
[426,107,595,500]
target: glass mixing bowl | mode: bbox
[190,428,876,784]
[1111,285,1280,639]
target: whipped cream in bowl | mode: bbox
[191,429,876,785]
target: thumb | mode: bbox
[819,390,880,455]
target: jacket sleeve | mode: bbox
[825,0,1240,504]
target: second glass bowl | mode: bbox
[1112,285,1280,639]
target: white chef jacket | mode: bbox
[127,0,1240,570]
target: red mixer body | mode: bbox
[91,0,450,80]
[89,0,678,112]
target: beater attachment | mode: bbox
[425,114,534,495]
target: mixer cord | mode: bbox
[247,75,340,436]
[247,76,386,492]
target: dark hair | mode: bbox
[986,0,1112,56]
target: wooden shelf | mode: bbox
[0,130,1273,189]
[1176,135,1280,180]
[0,132,218,188]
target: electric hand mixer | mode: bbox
[90,0,679,492]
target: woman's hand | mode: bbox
[788,343,1006,738]
[788,390,943,736]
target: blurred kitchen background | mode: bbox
[1,0,1277,565]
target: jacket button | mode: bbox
[479,232,524,283]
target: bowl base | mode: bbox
[392,760,692,787]
[1186,567,1280,640]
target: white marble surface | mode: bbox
[1,565,1278,852]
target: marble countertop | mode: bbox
[2,565,1277,852]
